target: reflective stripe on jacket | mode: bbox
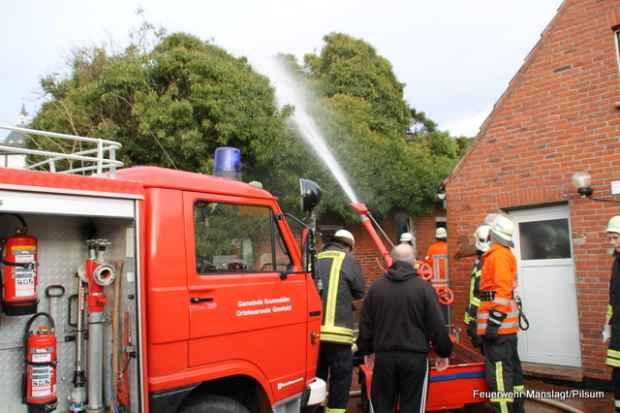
[476,243,519,335]
[464,257,482,324]
[317,243,365,344]
[426,241,448,288]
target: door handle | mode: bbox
[190,297,214,304]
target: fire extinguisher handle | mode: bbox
[23,312,56,346]
[45,285,65,298]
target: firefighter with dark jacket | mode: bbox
[464,224,491,349]
[602,216,620,413]
[357,244,452,413]
[316,229,365,413]
[477,214,525,413]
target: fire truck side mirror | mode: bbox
[299,178,321,212]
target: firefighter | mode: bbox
[426,227,449,321]
[603,216,620,413]
[426,227,448,286]
[464,224,490,349]
[477,214,524,413]
[316,229,365,413]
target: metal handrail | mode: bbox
[0,124,123,177]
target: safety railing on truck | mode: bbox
[0,124,123,177]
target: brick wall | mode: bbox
[445,0,620,380]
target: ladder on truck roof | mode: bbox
[0,124,124,177]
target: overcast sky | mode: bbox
[1,0,563,137]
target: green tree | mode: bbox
[303,33,411,138]
[32,31,287,176]
[289,33,461,218]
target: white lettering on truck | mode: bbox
[235,297,293,317]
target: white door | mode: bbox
[510,205,582,367]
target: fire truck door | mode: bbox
[183,192,308,397]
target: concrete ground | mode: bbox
[346,376,614,413]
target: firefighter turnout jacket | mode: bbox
[464,255,482,325]
[317,242,365,344]
[607,252,620,368]
[426,240,448,288]
[476,243,519,336]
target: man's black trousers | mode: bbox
[317,342,353,412]
[370,351,429,413]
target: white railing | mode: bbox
[0,124,123,177]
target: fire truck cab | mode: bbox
[0,125,325,413]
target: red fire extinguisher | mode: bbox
[24,312,57,413]
[2,214,38,315]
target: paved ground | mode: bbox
[346,375,614,413]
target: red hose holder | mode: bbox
[416,261,433,281]
[435,286,454,305]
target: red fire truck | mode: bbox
[0,125,326,413]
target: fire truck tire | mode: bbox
[180,394,250,413]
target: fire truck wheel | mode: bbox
[180,394,250,413]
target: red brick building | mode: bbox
[445,0,620,381]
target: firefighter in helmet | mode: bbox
[316,229,365,413]
[425,227,448,286]
[426,227,449,321]
[477,214,525,413]
[464,224,490,349]
[603,216,620,413]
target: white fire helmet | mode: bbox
[435,227,447,239]
[483,213,500,226]
[400,232,413,243]
[334,229,355,248]
[607,216,620,235]
[489,215,514,247]
[474,224,491,252]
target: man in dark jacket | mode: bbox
[357,244,452,413]
[316,229,365,413]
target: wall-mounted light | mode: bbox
[569,172,620,203]
[572,172,593,198]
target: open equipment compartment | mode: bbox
[0,188,142,413]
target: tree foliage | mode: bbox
[30,28,463,220]
[33,31,286,175]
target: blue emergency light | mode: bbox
[214,147,241,181]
